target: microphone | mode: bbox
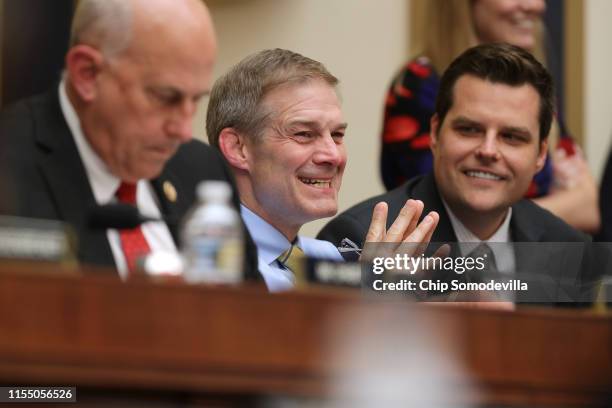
[88,203,159,229]
[88,204,186,277]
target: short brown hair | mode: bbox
[206,48,338,146]
[435,43,555,142]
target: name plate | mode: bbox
[0,216,75,262]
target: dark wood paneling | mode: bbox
[0,265,610,406]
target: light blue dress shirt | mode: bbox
[240,205,343,291]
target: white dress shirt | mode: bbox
[442,200,516,275]
[58,81,177,279]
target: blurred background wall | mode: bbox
[1,0,611,238]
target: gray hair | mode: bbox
[206,48,339,147]
[70,0,133,59]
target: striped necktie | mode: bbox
[277,244,306,286]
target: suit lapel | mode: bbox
[414,174,457,243]
[509,201,561,303]
[151,168,189,246]
[510,200,546,242]
[510,201,547,273]
[34,91,114,268]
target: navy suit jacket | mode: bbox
[318,173,599,303]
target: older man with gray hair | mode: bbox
[207,49,439,291]
[0,0,257,277]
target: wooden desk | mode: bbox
[0,265,610,406]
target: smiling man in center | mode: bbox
[207,49,440,291]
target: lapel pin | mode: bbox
[163,181,177,203]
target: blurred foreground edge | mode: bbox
[0,264,610,407]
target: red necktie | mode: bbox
[116,182,151,273]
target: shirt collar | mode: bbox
[240,205,294,265]
[442,199,512,254]
[58,80,120,204]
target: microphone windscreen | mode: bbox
[88,204,146,229]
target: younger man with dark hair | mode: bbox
[319,43,595,303]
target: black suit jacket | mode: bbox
[597,148,612,242]
[318,173,598,303]
[0,90,258,278]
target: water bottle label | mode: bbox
[184,237,243,284]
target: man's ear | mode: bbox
[430,114,440,152]
[65,45,105,102]
[218,128,250,171]
[535,138,548,172]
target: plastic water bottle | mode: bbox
[181,181,243,284]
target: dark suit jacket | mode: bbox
[0,90,258,278]
[597,148,612,243]
[318,173,598,303]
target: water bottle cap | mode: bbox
[196,181,232,202]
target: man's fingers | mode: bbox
[410,211,439,257]
[403,200,424,240]
[432,243,451,259]
[385,199,419,242]
[365,202,388,243]
[411,240,449,280]
[405,211,439,248]
[420,211,439,245]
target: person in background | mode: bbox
[0,0,257,278]
[597,149,612,242]
[380,0,599,234]
[207,49,440,291]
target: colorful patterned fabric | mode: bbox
[380,56,576,198]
